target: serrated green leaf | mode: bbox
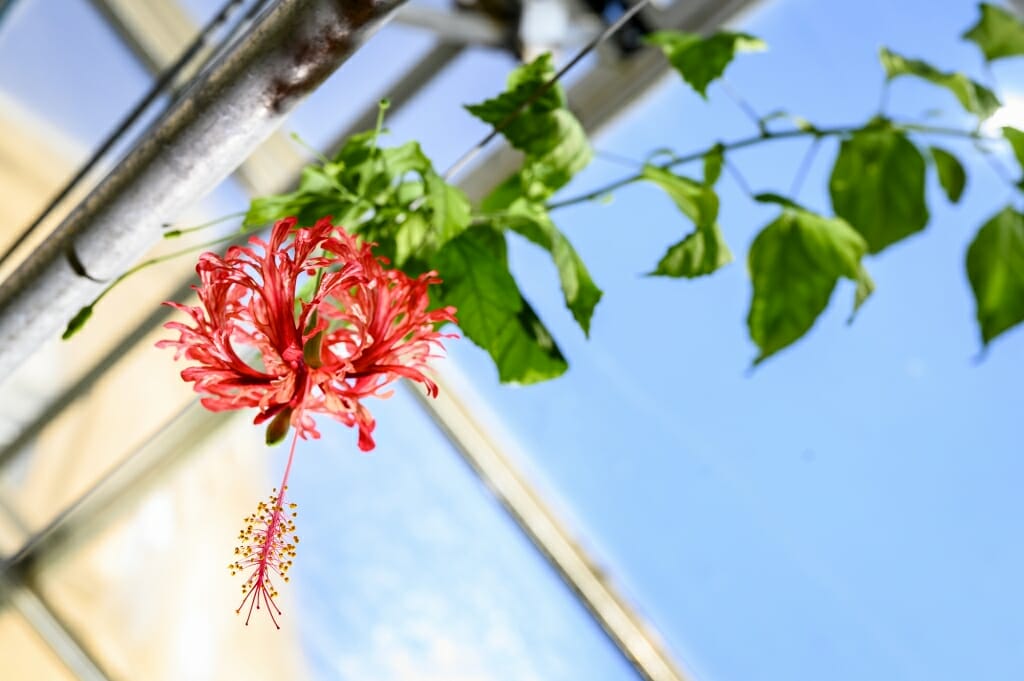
[1002,126,1024,179]
[434,228,567,384]
[963,3,1024,62]
[381,140,433,178]
[465,55,563,131]
[518,110,592,199]
[651,223,733,278]
[829,126,929,253]
[393,213,430,266]
[879,47,1001,119]
[929,146,967,203]
[643,165,732,278]
[499,199,603,335]
[467,54,592,200]
[425,172,472,244]
[244,192,303,229]
[465,54,564,152]
[641,165,719,228]
[966,205,1024,345]
[704,144,725,185]
[645,30,766,98]
[747,204,873,364]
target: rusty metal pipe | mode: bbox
[0,0,404,381]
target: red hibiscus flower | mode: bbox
[158,216,456,449]
[159,217,456,626]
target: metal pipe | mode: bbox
[0,0,406,382]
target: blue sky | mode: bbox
[2,0,1023,680]
[427,1,1024,679]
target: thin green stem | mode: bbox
[289,132,332,166]
[164,211,247,238]
[547,120,993,211]
[93,233,239,308]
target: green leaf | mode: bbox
[425,172,472,245]
[879,47,1001,119]
[500,199,603,335]
[753,192,801,209]
[642,164,733,278]
[467,54,592,200]
[829,126,929,253]
[651,223,733,278]
[704,144,725,185]
[518,110,592,199]
[244,192,304,229]
[434,227,567,384]
[1002,126,1024,179]
[393,213,430,266]
[929,146,967,203]
[641,165,719,229]
[966,205,1024,345]
[465,55,563,133]
[645,30,766,98]
[747,204,874,364]
[963,3,1024,62]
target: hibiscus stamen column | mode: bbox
[230,430,301,628]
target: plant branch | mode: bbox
[547,120,992,211]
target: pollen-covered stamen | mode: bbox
[229,488,299,628]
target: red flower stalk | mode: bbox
[159,217,456,625]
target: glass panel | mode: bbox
[0,607,77,681]
[0,0,151,147]
[33,389,638,680]
[439,1,1024,679]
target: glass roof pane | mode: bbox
[32,389,638,681]
[0,608,78,681]
[440,1,1024,679]
[0,0,151,146]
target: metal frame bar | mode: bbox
[0,0,406,379]
[412,379,692,681]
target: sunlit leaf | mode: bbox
[966,206,1024,345]
[747,203,873,364]
[467,54,592,200]
[1001,127,1024,184]
[641,165,719,229]
[829,125,929,253]
[651,223,733,278]
[495,200,603,336]
[434,228,568,384]
[879,47,1001,119]
[645,30,766,98]
[929,146,967,203]
[704,143,725,185]
[643,165,732,277]
[963,2,1024,61]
